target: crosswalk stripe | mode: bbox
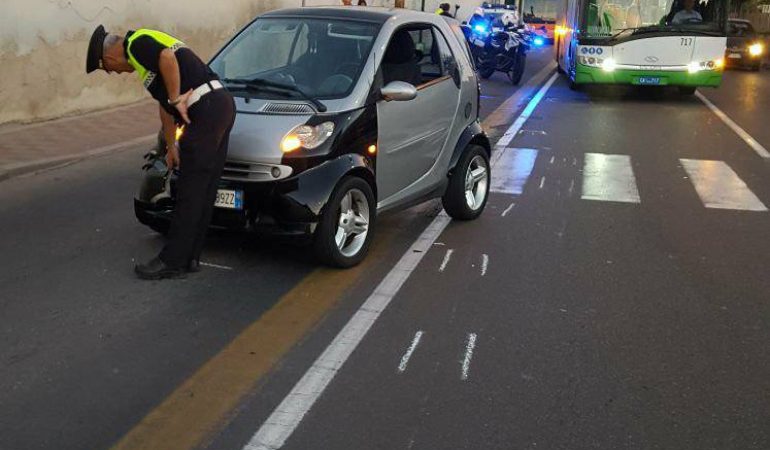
[680,159,768,211]
[490,148,538,194]
[581,153,641,204]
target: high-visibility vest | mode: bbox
[125,29,185,89]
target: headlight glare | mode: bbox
[602,58,617,72]
[687,61,701,73]
[281,122,335,153]
[749,43,763,56]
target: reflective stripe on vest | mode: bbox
[125,29,185,89]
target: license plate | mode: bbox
[638,76,661,85]
[728,53,742,59]
[214,189,243,210]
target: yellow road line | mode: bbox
[110,234,395,450]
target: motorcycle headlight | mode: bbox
[749,43,764,56]
[281,122,335,153]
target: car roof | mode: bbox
[261,6,436,24]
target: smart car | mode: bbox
[135,7,491,267]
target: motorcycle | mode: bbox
[464,19,530,85]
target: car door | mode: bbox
[376,25,462,207]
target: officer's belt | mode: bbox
[187,80,224,109]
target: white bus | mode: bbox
[554,0,729,93]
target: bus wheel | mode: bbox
[678,86,696,95]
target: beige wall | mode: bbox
[0,0,475,125]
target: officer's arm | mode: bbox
[159,49,182,103]
[159,105,176,153]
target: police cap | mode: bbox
[86,25,107,74]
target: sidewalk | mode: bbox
[0,101,159,181]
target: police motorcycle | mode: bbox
[464,8,530,85]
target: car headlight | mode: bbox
[749,43,764,57]
[281,122,335,153]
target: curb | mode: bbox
[0,134,156,183]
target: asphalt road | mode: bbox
[2,47,769,450]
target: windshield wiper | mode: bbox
[223,77,327,112]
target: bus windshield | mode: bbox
[583,0,726,38]
[522,0,558,23]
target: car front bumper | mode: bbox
[134,153,374,236]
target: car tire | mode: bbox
[313,176,376,268]
[678,86,697,95]
[478,65,495,79]
[148,221,170,236]
[442,145,490,221]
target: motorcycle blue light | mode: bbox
[474,24,488,33]
[533,37,544,46]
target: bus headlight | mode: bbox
[749,43,764,57]
[687,61,701,73]
[602,58,617,72]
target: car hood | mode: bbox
[226,99,313,165]
[727,36,755,49]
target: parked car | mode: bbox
[135,7,491,267]
[725,18,764,71]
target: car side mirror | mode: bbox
[381,81,418,102]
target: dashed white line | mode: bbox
[549,156,555,164]
[461,333,478,381]
[539,176,546,189]
[439,249,455,272]
[397,331,424,373]
[199,262,234,271]
[568,179,575,197]
[501,202,515,217]
[696,92,770,159]
[481,254,489,276]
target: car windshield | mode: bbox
[728,21,755,37]
[583,0,725,38]
[522,0,558,23]
[210,18,379,100]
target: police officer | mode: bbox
[86,26,235,280]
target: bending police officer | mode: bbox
[86,26,236,280]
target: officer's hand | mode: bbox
[165,145,180,170]
[174,89,193,124]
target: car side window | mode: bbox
[433,27,458,78]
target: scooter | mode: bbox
[464,20,529,85]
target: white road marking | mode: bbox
[501,202,515,217]
[581,153,641,204]
[481,254,489,276]
[568,179,575,197]
[397,331,424,373]
[549,156,555,164]
[199,262,234,271]
[438,249,454,272]
[495,73,559,149]
[680,159,768,211]
[696,92,770,159]
[461,333,478,381]
[539,176,546,189]
[490,148,538,194]
[243,69,557,450]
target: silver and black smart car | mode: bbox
[135,7,491,267]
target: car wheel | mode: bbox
[313,176,375,268]
[148,221,170,236]
[678,86,697,95]
[478,65,495,79]
[442,145,490,221]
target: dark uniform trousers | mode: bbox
[160,89,236,268]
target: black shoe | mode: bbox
[187,259,201,273]
[135,257,186,280]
